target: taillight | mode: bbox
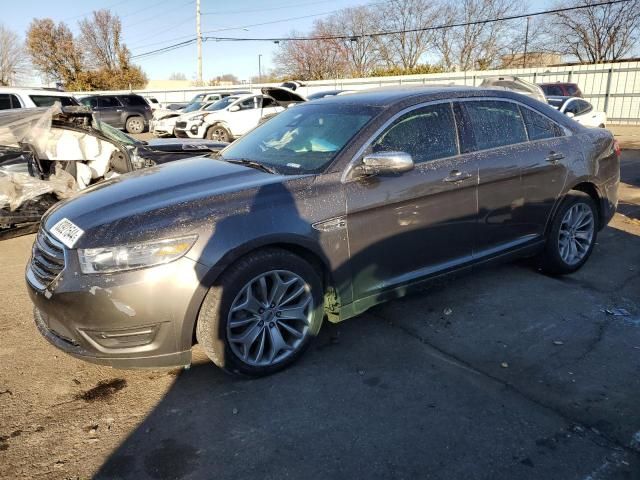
[613,139,621,156]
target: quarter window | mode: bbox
[462,100,527,151]
[520,107,563,141]
[371,103,458,164]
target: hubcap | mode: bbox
[213,129,227,141]
[558,203,594,265]
[226,270,313,367]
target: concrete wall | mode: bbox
[73,61,640,124]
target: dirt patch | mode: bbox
[74,378,127,402]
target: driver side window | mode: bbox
[371,103,458,164]
[238,97,259,110]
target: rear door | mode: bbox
[345,102,478,304]
[459,99,569,257]
[97,96,124,127]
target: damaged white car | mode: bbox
[0,106,227,236]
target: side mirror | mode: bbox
[229,105,240,112]
[356,151,414,177]
[566,111,575,118]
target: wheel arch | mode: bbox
[568,181,605,228]
[185,236,338,346]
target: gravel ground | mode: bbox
[0,139,639,480]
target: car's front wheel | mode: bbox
[196,248,324,377]
[539,191,598,275]
[206,124,232,142]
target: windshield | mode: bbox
[220,103,379,174]
[190,94,205,103]
[205,96,238,111]
[95,121,139,146]
[183,102,204,113]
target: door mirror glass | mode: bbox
[229,105,240,112]
[357,151,414,176]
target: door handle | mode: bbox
[443,170,472,183]
[546,152,564,163]
[116,109,123,112]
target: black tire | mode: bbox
[538,191,598,275]
[598,124,606,128]
[125,116,145,134]
[196,248,324,377]
[205,124,232,142]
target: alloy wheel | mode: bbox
[558,203,594,265]
[226,270,313,367]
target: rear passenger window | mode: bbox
[372,103,458,163]
[0,94,20,109]
[462,100,527,151]
[520,107,563,141]
[30,95,78,107]
[99,96,121,108]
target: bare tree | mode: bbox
[26,19,84,85]
[274,27,348,80]
[79,9,126,70]
[375,0,439,70]
[0,24,29,86]
[169,72,187,81]
[323,6,382,77]
[548,0,639,63]
[436,0,521,71]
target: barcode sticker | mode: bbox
[50,218,84,248]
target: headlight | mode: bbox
[78,235,197,274]
[191,114,206,123]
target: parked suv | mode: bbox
[26,87,619,377]
[0,88,79,110]
[538,82,583,98]
[78,94,152,134]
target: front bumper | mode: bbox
[174,121,207,139]
[150,120,176,137]
[26,250,210,369]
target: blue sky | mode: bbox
[7,0,379,83]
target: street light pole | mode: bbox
[258,54,262,83]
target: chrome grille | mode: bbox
[28,230,65,290]
[175,121,187,129]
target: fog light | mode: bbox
[82,324,159,348]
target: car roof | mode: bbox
[0,88,75,96]
[538,82,578,86]
[309,85,543,108]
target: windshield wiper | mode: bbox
[224,158,278,174]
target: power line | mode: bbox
[201,0,341,15]
[130,0,632,59]
[206,0,633,42]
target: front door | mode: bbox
[227,96,262,137]
[345,102,478,305]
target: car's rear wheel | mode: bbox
[539,191,598,275]
[196,248,324,377]
[206,124,231,142]
[125,116,145,134]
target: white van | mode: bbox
[0,88,80,110]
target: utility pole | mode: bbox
[196,0,202,85]
[523,16,530,69]
[258,54,262,83]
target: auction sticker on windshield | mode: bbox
[50,218,84,248]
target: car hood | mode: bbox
[42,157,298,247]
[479,76,547,103]
[143,138,227,152]
[261,86,307,106]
